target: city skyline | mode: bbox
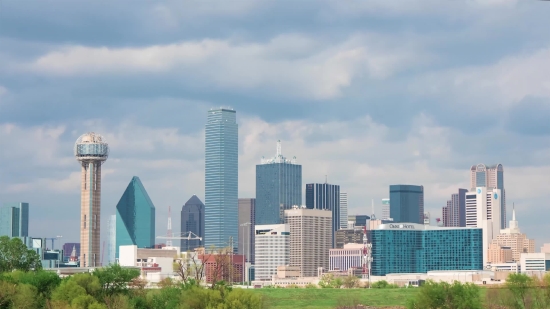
[1,1,550,249]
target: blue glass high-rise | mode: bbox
[181,195,205,251]
[0,202,29,238]
[389,185,424,224]
[255,141,301,225]
[205,108,238,251]
[305,183,340,248]
[115,176,155,258]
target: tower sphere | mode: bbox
[74,132,109,164]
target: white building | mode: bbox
[470,163,506,228]
[381,198,390,220]
[329,243,363,271]
[520,252,550,273]
[340,193,348,229]
[118,245,178,283]
[254,224,290,281]
[465,187,502,266]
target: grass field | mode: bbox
[254,288,419,309]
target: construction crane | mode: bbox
[156,231,202,251]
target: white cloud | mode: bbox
[28,34,423,99]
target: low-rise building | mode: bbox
[118,245,178,283]
[519,252,550,273]
[329,243,363,271]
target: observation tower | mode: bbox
[74,132,109,267]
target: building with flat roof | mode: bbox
[370,223,483,276]
[381,198,390,220]
[542,244,550,254]
[340,193,348,229]
[116,176,156,258]
[238,198,255,263]
[487,243,513,264]
[520,253,550,273]
[255,141,301,225]
[335,228,363,249]
[0,202,29,238]
[389,185,424,224]
[284,207,332,277]
[306,183,340,247]
[254,224,290,281]
[329,243,363,271]
[181,195,205,252]
[441,189,467,227]
[347,215,370,228]
[205,108,238,251]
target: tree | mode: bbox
[92,264,140,296]
[0,236,42,273]
[9,270,61,300]
[407,280,482,309]
[506,273,534,309]
[371,280,398,289]
[173,251,207,285]
[342,275,360,288]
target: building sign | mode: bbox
[389,224,415,229]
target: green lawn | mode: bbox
[253,288,418,309]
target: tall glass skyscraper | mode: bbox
[181,195,205,252]
[115,176,155,258]
[306,183,340,248]
[389,185,424,224]
[205,108,238,251]
[0,202,29,238]
[255,141,302,225]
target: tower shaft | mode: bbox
[80,162,102,267]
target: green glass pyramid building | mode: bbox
[115,176,155,258]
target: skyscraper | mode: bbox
[305,183,340,248]
[238,198,255,263]
[389,185,424,224]
[255,141,302,225]
[0,202,29,238]
[381,198,390,220]
[181,195,205,252]
[115,176,155,258]
[75,132,109,267]
[470,164,505,228]
[339,192,348,229]
[441,189,467,227]
[205,108,238,251]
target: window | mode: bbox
[84,215,87,229]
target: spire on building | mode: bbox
[508,203,519,233]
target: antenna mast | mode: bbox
[277,140,281,157]
[167,206,172,247]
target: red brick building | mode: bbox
[199,254,245,283]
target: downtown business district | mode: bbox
[1,108,549,287]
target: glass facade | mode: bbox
[0,202,29,238]
[205,108,238,251]
[305,183,340,248]
[115,176,155,258]
[181,195,205,252]
[255,163,301,225]
[371,226,483,276]
[389,185,424,224]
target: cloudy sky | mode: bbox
[1,0,549,250]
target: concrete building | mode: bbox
[340,193,348,229]
[0,203,29,238]
[465,187,502,266]
[254,224,290,281]
[381,198,390,220]
[255,141,301,225]
[238,198,255,263]
[441,189,467,227]
[335,227,363,249]
[75,132,109,267]
[542,244,550,253]
[470,164,506,228]
[329,243,363,271]
[199,253,245,284]
[118,245,178,283]
[487,243,513,264]
[519,253,550,273]
[491,208,535,262]
[181,195,205,252]
[305,183,340,247]
[115,176,155,258]
[284,207,332,277]
[205,108,238,251]
[371,223,483,276]
[389,185,424,224]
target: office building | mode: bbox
[370,223,483,276]
[284,207,332,277]
[181,195,205,252]
[238,198,255,263]
[470,164,506,228]
[255,141,301,225]
[75,132,109,267]
[329,243,363,271]
[465,187,502,266]
[62,242,81,260]
[205,108,238,250]
[347,215,370,228]
[441,189,467,227]
[542,244,550,253]
[487,243,513,264]
[335,227,364,249]
[305,183,340,247]
[340,193,348,229]
[491,208,535,262]
[389,185,424,224]
[115,176,156,258]
[199,252,245,284]
[0,202,29,237]
[254,224,290,281]
[520,253,550,273]
[381,198,390,220]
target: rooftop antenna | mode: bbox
[325,175,328,184]
[277,140,282,157]
[166,206,172,247]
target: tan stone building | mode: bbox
[284,207,332,277]
[487,243,513,263]
[490,208,535,262]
